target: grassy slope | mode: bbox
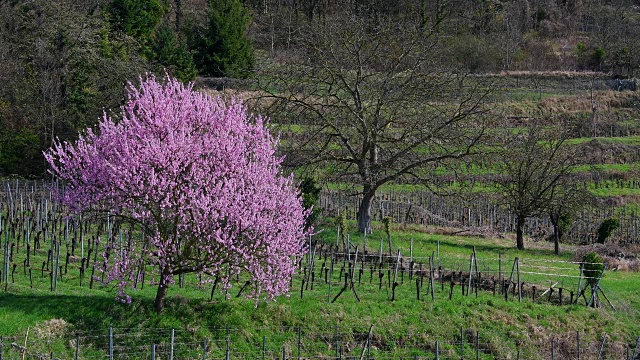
[1,220,638,359]
[3,80,640,358]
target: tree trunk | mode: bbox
[553,224,560,255]
[516,216,525,250]
[154,272,170,312]
[357,191,375,234]
[550,212,561,255]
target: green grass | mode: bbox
[326,181,498,194]
[502,90,565,102]
[1,220,639,359]
[566,135,640,146]
[588,180,640,197]
[327,176,640,199]
[574,163,640,173]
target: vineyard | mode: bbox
[319,187,640,245]
[1,179,639,359]
[2,76,640,359]
[4,0,640,358]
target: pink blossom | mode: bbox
[45,74,309,310]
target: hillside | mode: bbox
[0,194,638,358]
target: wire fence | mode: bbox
[1,325,639,360]
[1,180,638,359]
[319,188,640,244]
[0,178,630,311]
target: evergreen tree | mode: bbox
[151,26,197,81]
[195,0,254,78]
[109,0,165,40]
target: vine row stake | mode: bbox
[203,338,207,360]
[225,325,230,360]
[597,333,607,360]
[460,327,464,359]
[577,331,581,360]
[632,335,640,360]
[75,334,80,360]
[109,327,113,360]
[170,328,175,360]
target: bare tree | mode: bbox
[494,122,580,250]
[253,14,488,233]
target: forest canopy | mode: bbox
[2,0,640,176]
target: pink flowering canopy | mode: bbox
[45,74,308,311]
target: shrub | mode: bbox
[299,177,321,230]
[596,218,619,244]
[582,252,604,288]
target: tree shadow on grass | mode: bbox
[0,293,232,336]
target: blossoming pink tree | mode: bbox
[45,75,308,312]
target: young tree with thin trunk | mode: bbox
[494,123,579,250]
[547,183,591,254]
[254,14,488,233]
[45,75,308,312]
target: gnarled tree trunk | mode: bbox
[357,190,375,234]
[154,269,171,312]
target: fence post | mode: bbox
[3,238,9,292]
[367,326,372,359]
[75,334,80,360]
[429,254,435,301]
[335,323,340,358]
[577,331,581,360]
[467,253,473,296]
[170,328,175,360]
[460,327,464,359]
[576,263,584,304]
[225,325,230,360]
[359,325,374,360]
[203,338,207,360]
[328,253,333,303]
[476,331,480,360]
[151,344,156,360]
[297,326,301,360]
[498,252,502,294]
[262,336,266,360]
[435,340,439,360]
[597,333,607,360]
[517,258,521,302]
[588,265,607,308]
[109,327,113,360]
[551,336,555,360]
[437,240,440,271]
